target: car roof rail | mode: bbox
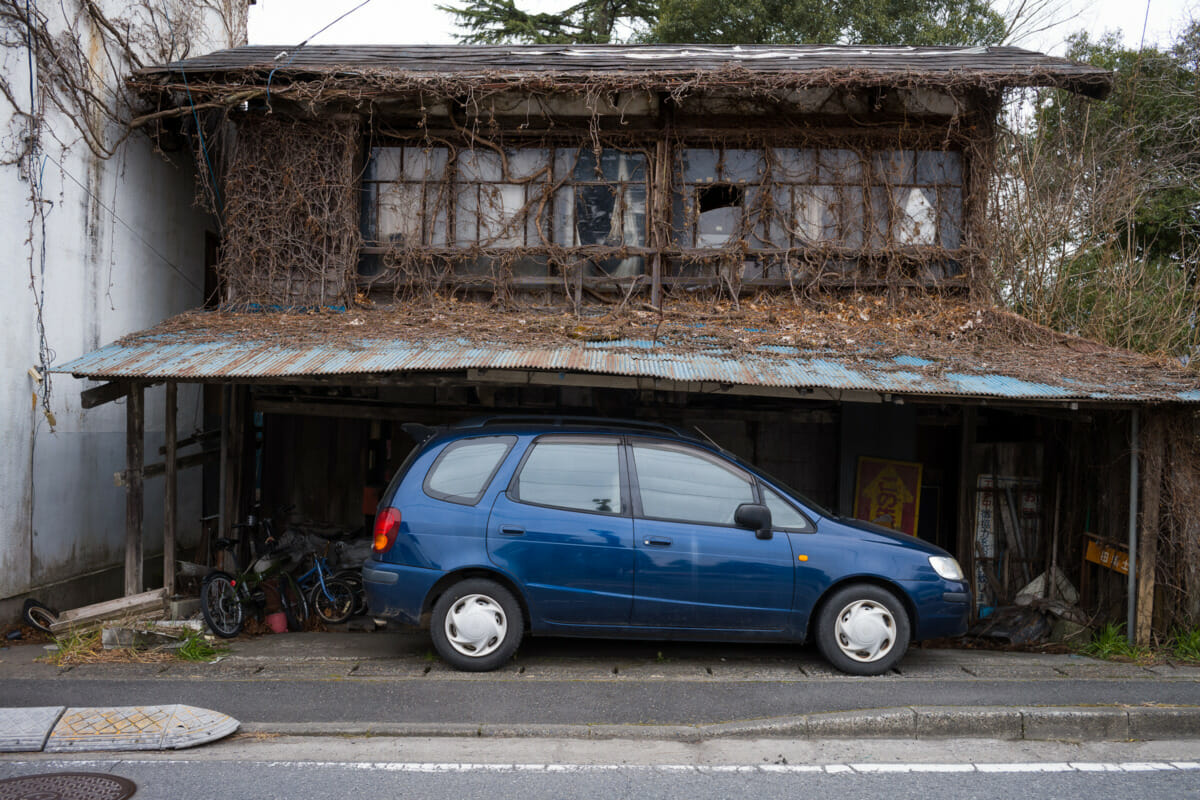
[457,415,693,438]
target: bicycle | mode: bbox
[293,545,357,625]
[200,509,309,638]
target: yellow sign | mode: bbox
[854,456,923,536]
[1085,539,1129,575]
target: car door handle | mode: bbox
[499,526,525,536]
[643,537,672,547]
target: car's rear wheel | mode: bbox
[815,584,910,676]
[430,578,523,672]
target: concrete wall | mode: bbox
[0,0,247,613]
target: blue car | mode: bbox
[364,417,969,675]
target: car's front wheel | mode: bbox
[430,578,524,671]
[815,584,910,675]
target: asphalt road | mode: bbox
[4,675,1200,726]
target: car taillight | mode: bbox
[373,507,401,553]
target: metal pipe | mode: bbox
[1127,408,1139,646]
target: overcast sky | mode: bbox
[248,0,1197,54]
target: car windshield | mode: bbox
[746,461,837,520]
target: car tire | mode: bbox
[430,578,524,672]
[22,598,57,634]
[815,584,910,676]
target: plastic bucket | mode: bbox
[264,612,288,634]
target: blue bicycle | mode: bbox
[294,546,356,624]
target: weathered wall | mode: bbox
[0,0,248,610]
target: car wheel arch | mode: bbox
[806,576,916,643]
[422,568,531,630]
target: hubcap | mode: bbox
[833,599,896,662]
[445,593,507,657]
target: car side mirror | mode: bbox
[735,503,773,540]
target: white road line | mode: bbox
[5,759,1200,775]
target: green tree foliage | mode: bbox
[440,0,1007,45]
[439,0,657,44]
[995,23,1200,364]
[653,0,1005,45]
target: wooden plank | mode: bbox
[124,383,144,597]
[49,588,167,634]
[1135,414,1164,646]
[164,382,177,599]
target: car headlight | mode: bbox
[929,556,964,581]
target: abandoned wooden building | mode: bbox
[54,44,1200,644]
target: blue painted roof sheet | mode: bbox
[51,320,1200,404]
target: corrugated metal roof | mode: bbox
[53,325,1200,404]
[136,44,1112,98]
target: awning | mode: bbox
[52,304,1200,405]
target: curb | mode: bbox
[240,705,1200,742]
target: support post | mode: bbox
[957,406,977,612]
[124,382,145,596]
[1126,408,1139,646]
[163,382,177,599]
[1135,412,1163,646]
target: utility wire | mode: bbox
[42,151,204,293]
[266,0,376,102]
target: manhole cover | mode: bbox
[0,772,135,800]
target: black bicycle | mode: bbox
[200,510,308,638]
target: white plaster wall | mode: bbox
[1,0,248,602]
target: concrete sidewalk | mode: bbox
[3,630,1199,744]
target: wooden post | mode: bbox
[957,406,977,612]
[1135,412,1164,646]
[163,382,177,599]
[124,382,145,596]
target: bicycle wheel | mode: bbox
[22,598,58,634]
[279,574,309,632]
[200,571,245,638]
[334,569,367,616]
[308,579,356,624]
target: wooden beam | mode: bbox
[82,380,130,409]
[164,382,177,600]
[124,383,145,597]
[1135,413,1164,646]
[957,405,977,613]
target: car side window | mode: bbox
[513,438,623,514]
[761,485,814,532]
[632,442,754,526]
[423,436,515,505]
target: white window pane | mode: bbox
[377,184,425,245]
[915,150,962,185]
[681,148,720,182]
[940,187,963,248]
[507,148,550,180]
[772,148,816,182]
[795,186,839,242]
[455,188,479,245]
[872,150,915,184]
[458,149,502,182]
[402,146,448,181]
[553,186,575,245]
[841,187,865,248]
[723,149,764,182]
[818,149,862,183]
[477,184,527,246]
[367,147,402,182]
[895,187,938,244]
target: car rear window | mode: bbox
[423,436,515,505]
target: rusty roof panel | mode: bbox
[53,330,1200,404]
[136,44,1112,98]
